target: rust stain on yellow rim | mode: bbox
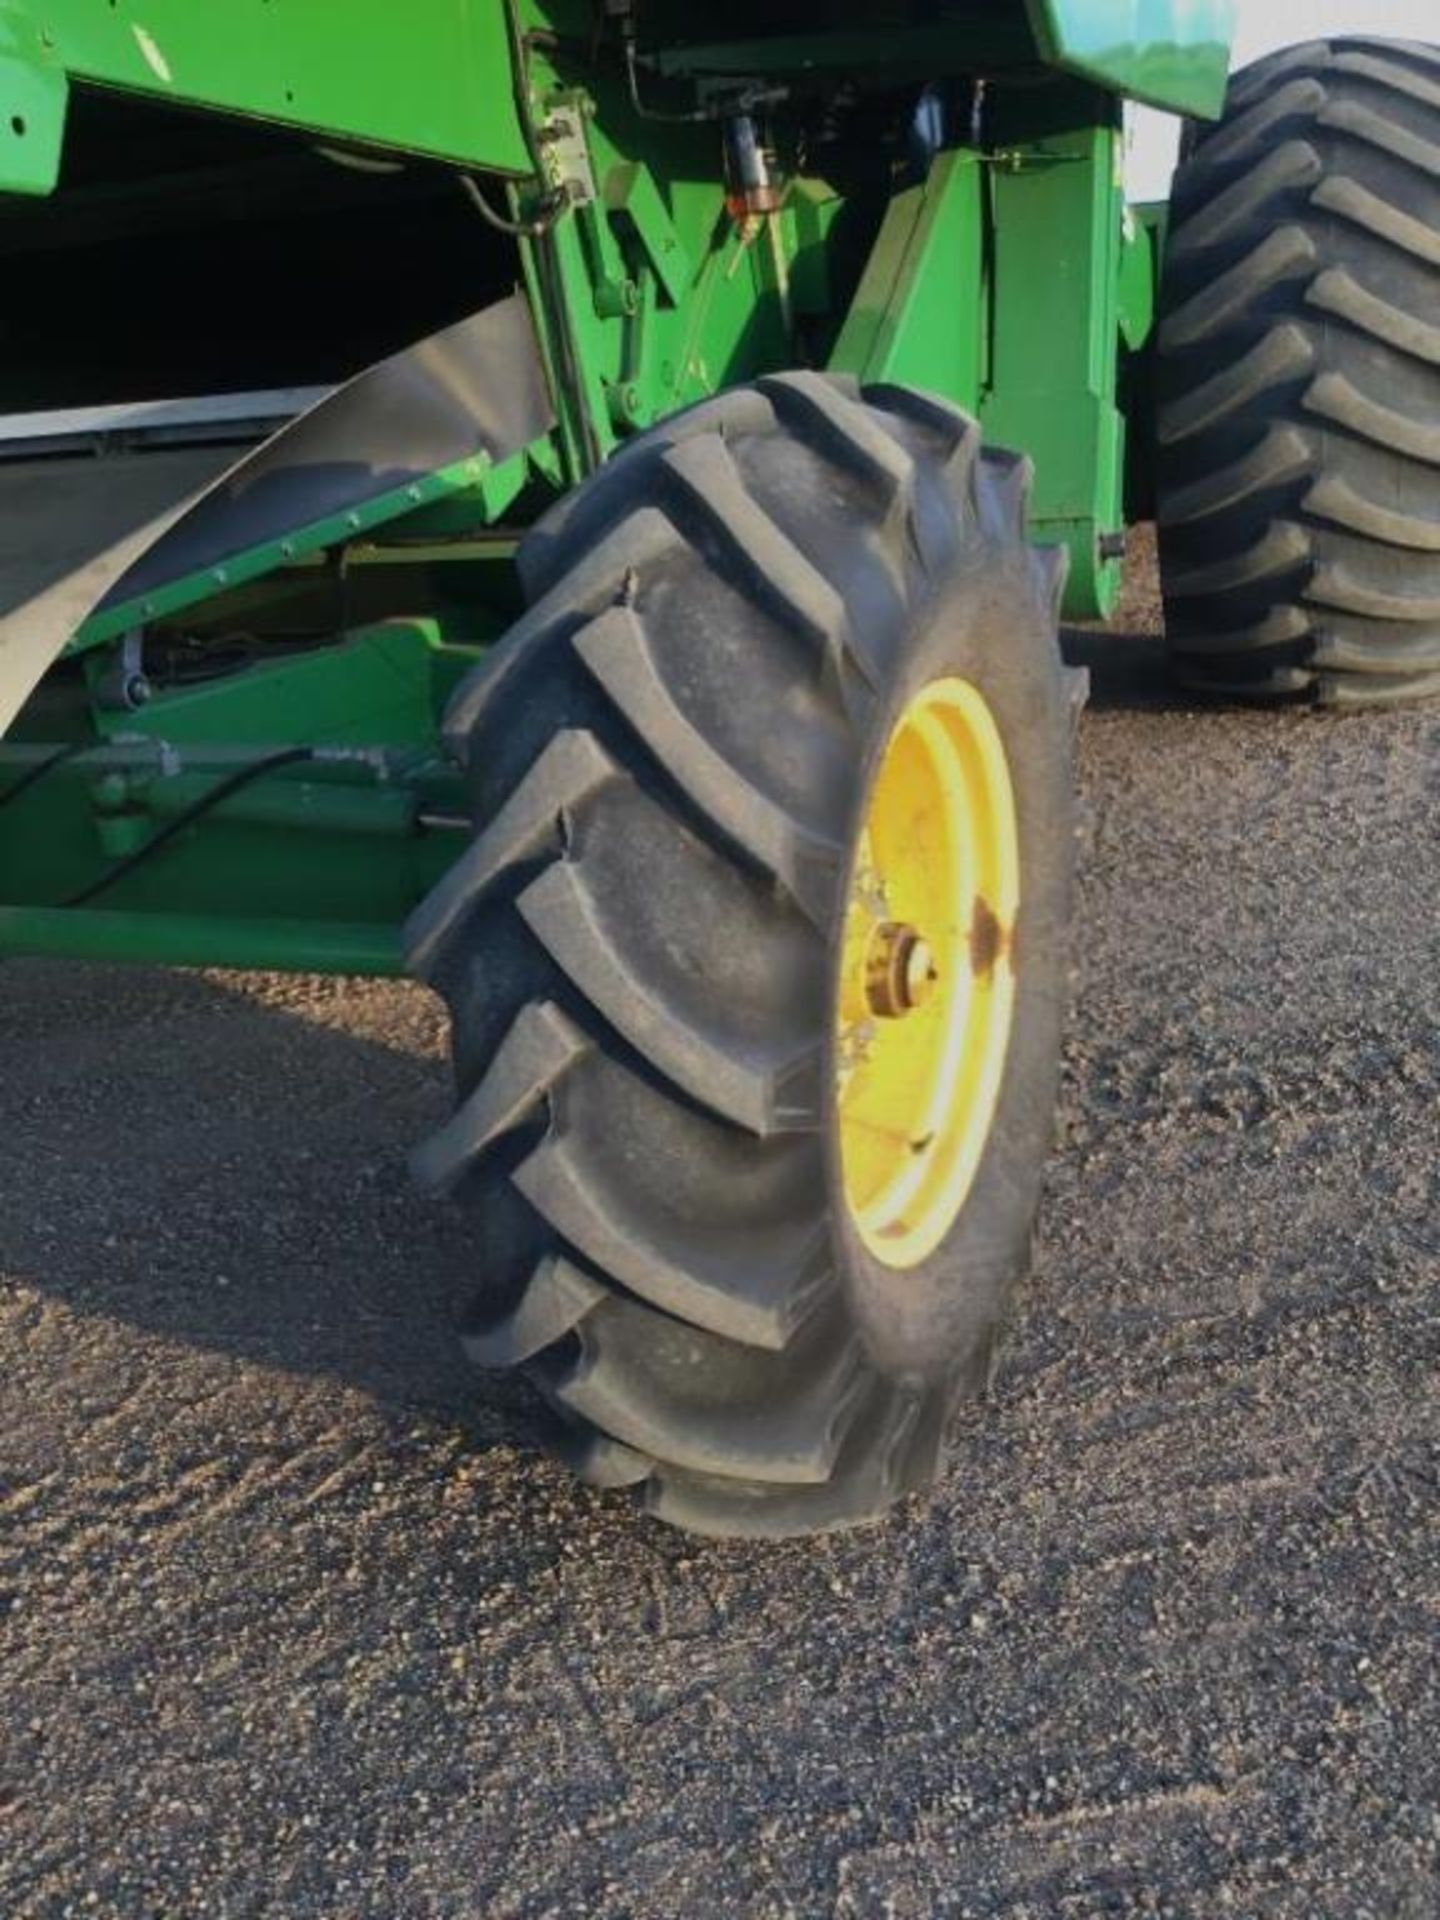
[835,675,1019,1270]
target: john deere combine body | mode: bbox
[4,3,1436,1533]
[0,0,1231,964]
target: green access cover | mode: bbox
[1026,0,1235,117]
[8,0,529,175]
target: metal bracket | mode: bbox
[538,95,598,209]
[94,629,151,713]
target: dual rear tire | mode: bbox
[1157,36,1440,707]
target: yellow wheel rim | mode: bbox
[835,675,1020,1270]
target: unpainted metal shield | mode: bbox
[0,292,553,737]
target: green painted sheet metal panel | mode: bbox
[0,731,461,943]
[15,0,530,175]
[828,116,1128,619]
[0,907,404,974]
[1025,0,1235,116]
[828,151,984,407]
[0,2,66,192]
[72,448,523,651]
[981,121,1128,618]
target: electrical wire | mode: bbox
[0,741,88,811]
[458,171,566,238]
[313,143,407,175]
[64,747,315,908]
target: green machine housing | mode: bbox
[0,0,1233,975]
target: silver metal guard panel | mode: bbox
[0,292,554,737]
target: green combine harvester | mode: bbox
[3,4,1435,1535]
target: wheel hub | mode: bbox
[864,922,939,1019]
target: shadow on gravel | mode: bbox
[1062,523,1224,716]
[1060,621,1190,713]
[1,959,537,1449]
[6,524,1438,1919]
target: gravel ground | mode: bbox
[3,534,1437,1918]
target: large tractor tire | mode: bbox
[404,374,1073,1538]
[1156,37,1440,708]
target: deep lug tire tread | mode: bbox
[404,376,1067,1536]
[1157,36,1440,707]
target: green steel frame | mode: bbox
[0,0,1234,976]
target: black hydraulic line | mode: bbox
[63,747,315,908]
[0,740,89,811]
[622,31,711,125]
[531,231,605,475]
[457,171,567,238]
